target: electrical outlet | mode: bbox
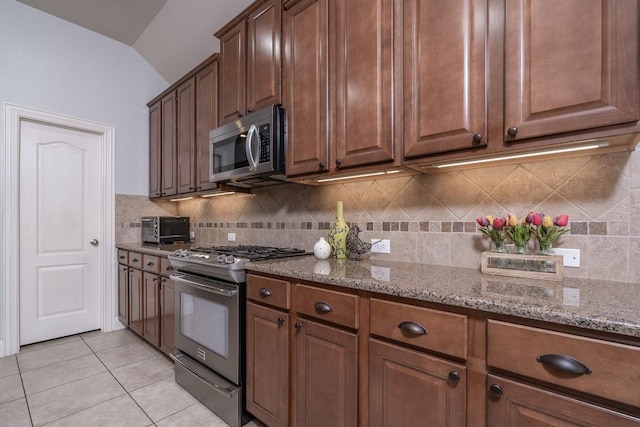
[370,239,390,254]
[228,232,236,242]
[553,248,580,267]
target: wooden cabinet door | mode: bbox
[369,338,466,427]
[117,265,129,326]
[128,268,143,336]
[403,0,488,158]
[159,278,175,355]
[487,375,640,426]
[148,101,162,198]
[219,21,246,125]
[504,0,639,142]
[294,317,357,427]
[142,272,160,347]
[333,0,395,169]
[195,59,218,192]
[283,0,330,177]
[246,302,289,427]
[247,0,282,114]
[160,91,178,197]
[176,77,196,194]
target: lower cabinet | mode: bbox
[117,264,129,325]
[246,302,289,427]
[142,272,160,347]
[294,317,358,427]
[159,277,175,355]
[128,267,144,336]
[117,249,175,355]
[486,375,640,426]
[368,338,466,427]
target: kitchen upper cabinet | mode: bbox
[217,0,282,125]
[402,0,488,158]
[283,0,397,178]
[148,55,219,198]
[283,0,329,176]
[176,77,196,194]
[148,102,162,198]
[195,60,219,192]
[503,0,639,142]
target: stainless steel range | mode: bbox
[168,245,310,427]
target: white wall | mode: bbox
[0,0,169,351]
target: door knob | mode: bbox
[90,239,99,246]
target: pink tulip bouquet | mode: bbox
[476,215,508,252]
[525,212,570,253]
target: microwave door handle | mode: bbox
[245,124,259,171]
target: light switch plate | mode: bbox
[553,248,580,268]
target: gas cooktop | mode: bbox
[168,245,312,283]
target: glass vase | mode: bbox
[513,241,528,254]
[537,241,554,255]
[491,241,507,253]
[328,201,349,259]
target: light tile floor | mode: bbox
[0,329,264,427]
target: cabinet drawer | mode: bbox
[370,299,467,360]
[247,274,291,310]
[160,257,175,277]
[487,320,640,408]
[128,252,143,269]
[117,249,128,264]
[142,254,160,273]
[296,284,358,329]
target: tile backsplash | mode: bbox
[117,150,640,283]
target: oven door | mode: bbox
[171,273,240,384]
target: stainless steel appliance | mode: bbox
[209,105,286,188]
[141,216,190,244]
[168,245,310,427]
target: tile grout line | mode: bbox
[13,355,35,427]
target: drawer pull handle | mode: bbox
[119,255,125,259]
[131,258,139,263]
[537,354,592,375]
[488,383,503,398]
[398,321,428,336]
[259,288,272,298]
[147,262,154,266]
[166,266,174,271]
[314,301,333,314]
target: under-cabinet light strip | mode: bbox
[169,196,194,202]
[431,142,609,169]
[201,192,236,198]
[315,169,401,183]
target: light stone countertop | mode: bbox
[245,256,640,339]
[115,243,640,339]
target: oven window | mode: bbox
[180,292,229,359]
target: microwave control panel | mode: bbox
[259,123,270,163]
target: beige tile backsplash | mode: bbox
[117,150,640,283]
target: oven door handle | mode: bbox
[170,274,238,297]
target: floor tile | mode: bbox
[130,376,198,422]
[22,353,106,395]
[0,397,31,427]
[95,339,158,370]
[17,340,92,372]
[41,394,152,427]
[0,355,19,378]
[110,353,174,392]
[0,374,24,405]
[156,402,230,427]
[82,329,140,353]
[26,371,125,426]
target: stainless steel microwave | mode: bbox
[141,216,190,244]
[209,105,285,184]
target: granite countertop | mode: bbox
[246,256,640,339]
[116,243,640,339]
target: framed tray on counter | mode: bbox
[481,251,563,281]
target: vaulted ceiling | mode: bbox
[17,0,254,84]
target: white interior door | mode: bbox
[19,120,103,345]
